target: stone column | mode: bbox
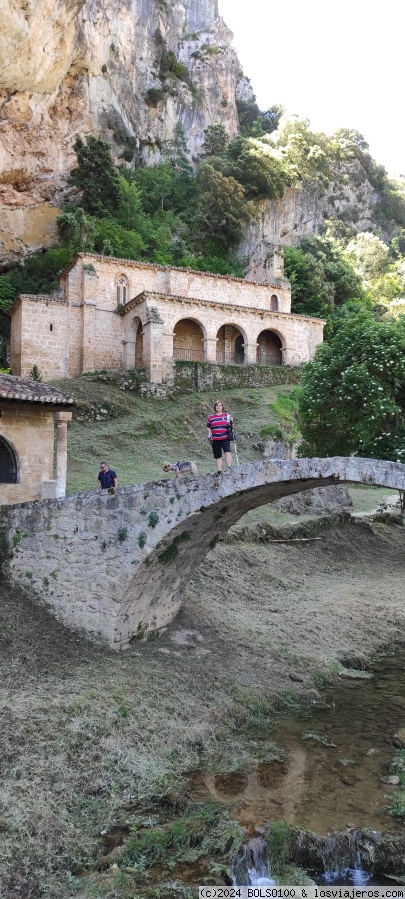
[245,341,258,365]
[53,411,73,498]
[143,308,164,383]
[203,337,217,362]
[123,339,135,370]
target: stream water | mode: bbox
[98,651,405,888]
[188,651,405,884]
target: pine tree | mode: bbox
[70,135,121,216]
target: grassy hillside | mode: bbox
[52,375,301,493]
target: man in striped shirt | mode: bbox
[207,399,233,475]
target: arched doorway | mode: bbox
[257,330,283,366]
[125,317,143,369]
[173,319,204,362]
[216,325,245,365]
[134,318,144,368]
[0,436,17,483]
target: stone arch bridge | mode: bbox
[2,457,405,650]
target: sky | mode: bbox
[218,0,404,178]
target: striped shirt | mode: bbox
[207,412,231,440]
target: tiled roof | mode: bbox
[0,375,74,406]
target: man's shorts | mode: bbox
[212,439,231,459]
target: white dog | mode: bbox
[162,461,198,478]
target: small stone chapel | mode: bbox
[0,375,73,506]
[9,251,325,384]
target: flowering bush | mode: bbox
[299,308,405,462]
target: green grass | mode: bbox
[52,375,400,527]
[51,376,301,493]
[260,391,301,442]
[347,485,399,514]
[124,802,244,871]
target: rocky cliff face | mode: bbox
[0,0,246,266]
[241,165,380,282]
[0,1,393,273]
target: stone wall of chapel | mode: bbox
[10,298,68,379]
[88,306,124,373]
[10,257,323,381]
[69,257,291,314]
[0,405,54,505]
[125,296,324,372]
[66,303,83,378]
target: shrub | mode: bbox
[145,88,164,107]
[117,526,128,542]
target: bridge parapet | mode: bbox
[1,457,404,649]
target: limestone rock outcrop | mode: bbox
[241,173,380,282]
[0,0,393,272]
[0,0,244,266]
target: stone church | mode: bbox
[9,251,324,384]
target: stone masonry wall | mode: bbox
[1,457,405,649]
[124,294,324,370]
[69,255,292,314]
[10,297,69,378]
[10,255,323,381]
[173,361,302,392]
[0,405,55,504]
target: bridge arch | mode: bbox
[3,457,405,649]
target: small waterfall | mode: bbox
[233,837,276,886]
[321,831,371,886]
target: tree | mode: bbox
[194,165,247,251]
[284,246,330,318]
[115,178,143,230]
[9,248,72,297]
[201,124,228,158]
[346,232,390,281]
[299,308,405,462]
[0,275,15,312]
[92,219,145,259]
[284,236,364,318]
[132,163,175,216]
[165,123,192,174]
[70,135,121,216]
[56,207,95,252]
[236,97,260,134]
[260,104,285,134]
[275,118,334,187]
[226,137,287,200]
[389,229,405,260]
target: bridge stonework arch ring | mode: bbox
[3,457,405,649]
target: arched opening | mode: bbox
[270,294,279,312]
[257,329,283,366]
[216,325,245,365]
[173,319,204,362]
[125,317,144,370]
[116,274,129,306]
[0,436,17,483]
[134,318,144,368]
